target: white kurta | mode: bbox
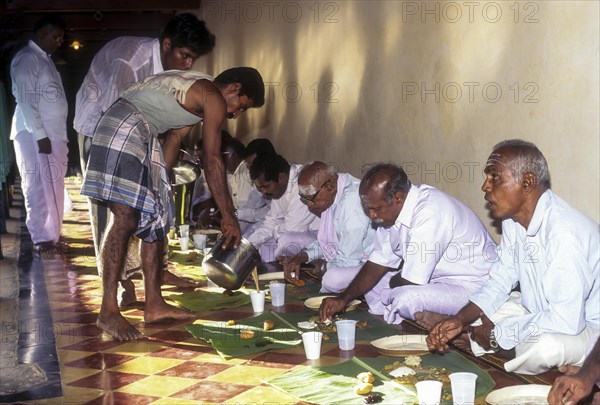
[10,40,69,244]
[229,162,270,234]
[365,184,497,323]
[469,190,600,374]
[246,164,319,262]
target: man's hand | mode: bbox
[426,317,465,353]
[220,214,241,249]
[37,138,51,154]
[319,296,347,322]
[277,253,307,283]
[469,315,496,350]
[548,371,596,405]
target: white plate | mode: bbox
[486,384,551,405]
[304,296,361,311]
[370,335,429,356]
[258,271,285,281]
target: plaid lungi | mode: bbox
[81,99,174,242]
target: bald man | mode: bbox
[278,161,374,293]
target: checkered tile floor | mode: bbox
[3,179,554,404]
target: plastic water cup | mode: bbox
[416,380,443,405]
[449,372,477,405]
[335,320,357,350]
[179,224,190,238]
[302,331,323,360]
[270,282,286,306]
[192,234,207,250]
[179,236,189,252]
[249,290,266,312]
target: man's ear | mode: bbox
[394,191,406,206]
[162,38,172,51]
[278,171,288,184]
[521,172,538,194]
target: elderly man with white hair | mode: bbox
[278,161,374,293]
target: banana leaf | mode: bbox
[266,352,495,404]
[186,311,302,358]
[167,288,251,313]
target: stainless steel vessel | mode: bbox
[202,236,261,290]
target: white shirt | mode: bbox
[10,40,68,141]
[304,174,375,267]
[74,37,162,136]
[246,164,319,246]
[369,184,496,285]
[470,190,600,350]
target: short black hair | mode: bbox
[214,67,265,108]
[221,137,245,157]
[34,14,66,33]
[159,13,216,57]
[250,153,289,182]
[244,138,275,159]
[360,163,411,205]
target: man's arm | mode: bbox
[200,86,240,248]
[162,126,193,172]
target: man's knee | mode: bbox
[109,203,139,234]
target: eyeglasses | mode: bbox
[299,180,330,204]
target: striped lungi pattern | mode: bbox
[81,99,174,242]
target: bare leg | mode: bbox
[161,270,201,288]
[118,279,137,307]
[96,202,144,341]
[140,240,196,323]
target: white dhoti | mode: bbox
[13,132,68,244]
[469,292,600,375]
[257,231,317,263]
[320,264,363,293]
[364,271,482,324]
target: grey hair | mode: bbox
[298,161,337,195]
[360,163,411,205]
[493,139,551,190]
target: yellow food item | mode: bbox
[240,329,256,339]
[225,320,237,326]
[291,279,305,287]
[353,382,373,395]
[357,372,375,384]
[263,319,275,331]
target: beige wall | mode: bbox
[193,0,599,235]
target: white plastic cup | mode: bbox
[249,290,266,312]
[335,320,357,351]
[415,380,443,405]
[192,234,207,250]
[179,224,190,238]
[301,331,323,360]
[449,372,477,405]
[179,236,190,252]
[270,282,286,306]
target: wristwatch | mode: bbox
[489,329,500,352]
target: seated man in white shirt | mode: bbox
[427,140,600,375]
[246,153,319,263]
[279,161,375,293]
[222,138,270,234]
[319,163,496,327]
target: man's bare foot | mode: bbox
[414,310,451,330]
[558,364,581,375]
[118,279,137,307]
[144,301,196,324]
[96,312,144,341]
[161,270,200,288]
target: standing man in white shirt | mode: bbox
[246,153,319,263]
[279,161,375,293]
[427,140,600,375]
[10,14,68,254]
[319,163,496,326]
[74,13,215,298]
